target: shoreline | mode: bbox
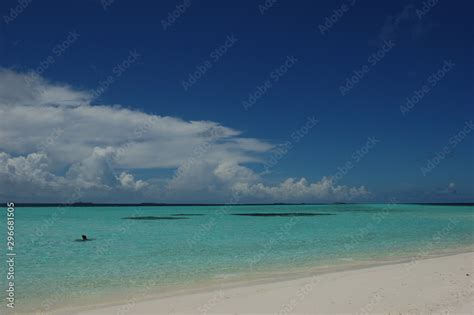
[42,248,474,315]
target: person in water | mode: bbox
[82,234,88,241]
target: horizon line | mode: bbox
[5,202,474,207]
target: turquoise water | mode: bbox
[1,204,473,313]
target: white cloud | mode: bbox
[66,146,118,188]
[233,177,370,202]
[118,172,148,191]
[0,68,92,107]
[0,152,61,188]
[0,69,371,202]
[213,162,260,184]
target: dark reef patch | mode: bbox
[231,213,335,217]
[122,216,188,220]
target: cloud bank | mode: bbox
[0,68,370,202]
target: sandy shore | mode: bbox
[73,252,473,314]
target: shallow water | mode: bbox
[1,204,473,312]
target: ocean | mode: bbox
[1,204,473,313]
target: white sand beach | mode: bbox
[72,252,473,314]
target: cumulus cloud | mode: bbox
[233,177,370,202]
[0,152,62,188]
[0,68,92,107]
[118,172,148,191]
[0,69,370,202]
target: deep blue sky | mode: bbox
[1,0,472,202]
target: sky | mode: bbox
[0,0,472,203]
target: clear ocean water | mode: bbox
[1,204,473,313]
